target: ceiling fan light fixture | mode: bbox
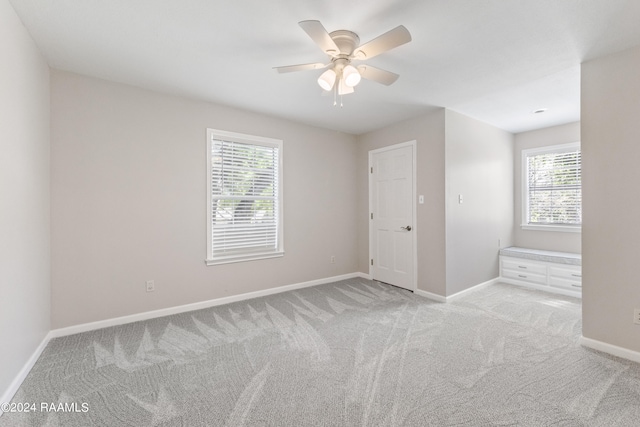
[343,65,361,87]
[276,20,412,102]
[317,68,337,91]
[338,77,354,95]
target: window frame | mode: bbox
[206,128,284,265]
[521,142,581,233]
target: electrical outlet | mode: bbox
[330,256,336,264]
[146,280,155,292]
[634,308,640,325]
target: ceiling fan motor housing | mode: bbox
[328,30,360,57]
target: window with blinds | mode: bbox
[523,142,581,230]
[206,129,283,265]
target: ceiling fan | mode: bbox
[274,20,411,100]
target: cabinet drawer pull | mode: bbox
[518,266,527,269]
[518,275,527,278]
[571,274,581,278]
[571,284,582,288]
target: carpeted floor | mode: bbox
[2,278,640,426]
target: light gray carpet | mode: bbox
[2,279,640,426]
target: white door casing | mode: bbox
[369,141,416,291]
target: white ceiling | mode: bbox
[9,0,640,135]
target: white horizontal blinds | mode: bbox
[210,138,279,257]
[527,148,581,225]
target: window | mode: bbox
[206,129,283,265]
[522,142,581,232]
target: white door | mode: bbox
[369,142,415,291]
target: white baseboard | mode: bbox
[579,336,640,364]
[446,277,499,300]
[0,331,53,415]
[414,289,447,302]
[414,277,499,303]
[50,272,369,339]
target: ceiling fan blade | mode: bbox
[299,20,340,56]
[353,25,411,59]
[357,65,399,86]
[273,62,327,73]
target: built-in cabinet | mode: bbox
[499,247,581,298]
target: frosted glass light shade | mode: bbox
[317,69,337,91]
[338,77,354,95]
[343,65,361,87]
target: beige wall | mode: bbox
[51,70,358,329]
[356,109,513,298]
[0,0,51,397]
[513,122,581,253]
[582,46,640,353]
[445,110,514,295]
[356,110,447,296]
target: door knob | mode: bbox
[401,225,412,231]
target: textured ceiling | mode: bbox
[9,0,640,134]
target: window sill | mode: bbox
[205,251,284,266]
[521,224,581,233]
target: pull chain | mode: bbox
[333,83,337,106]
[332,76,345,107]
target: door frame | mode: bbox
[368,140,417,291]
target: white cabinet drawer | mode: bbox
[502,268,547,285]
[549,266,582,281]
[502,259,547,275]
[499,251,581,297]
[549,276,582,291]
